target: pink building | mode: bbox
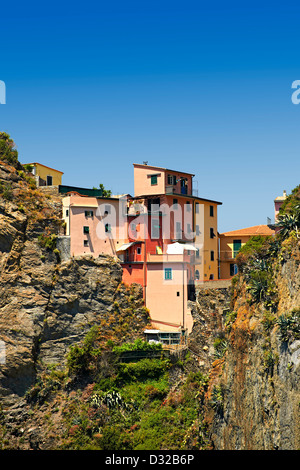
[274,190,287,221]
[62,194,128,257]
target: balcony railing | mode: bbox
[219,250,237,260]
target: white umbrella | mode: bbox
[166,242,197,254]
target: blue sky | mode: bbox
[0,0,300,232]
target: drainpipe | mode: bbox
[143,241,147,304]
[182,261,185,330]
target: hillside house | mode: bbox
[219,225,275,279]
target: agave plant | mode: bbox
[275,213,300,239]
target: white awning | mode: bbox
[166,242,197,254]
[116,242,136,252]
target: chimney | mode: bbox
[283,190,287,198]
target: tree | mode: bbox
[0,132,18,165]
[93,183,112,197]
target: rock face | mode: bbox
[203,245,300,450]
[0,161,150,403]
[188,285,232,373]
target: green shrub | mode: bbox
[117,358,170,382]
[277,309,300,342]
[113,338,162,355]
[38,233,57,251]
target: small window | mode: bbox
[195,202,199,214]
[105,223,111,233]
[137,247,141,255]
[151,175,157,185]
[210,205,214,217]
[176,222,182,239]
[187,223,192,234]
[173,198,178,208]
[167,174,173,185]
[66,209,69,216]
[164,268,172,280]
[195,269,200,280]
[210,228,215,239]
[85,210,93,217]
[196,248,200,258]
[104,205,111,215]
[177,291,180,296]
[186,201,191,212]
[196,225,200,236]
[210,250,214,261]
[46,175,53,186]
[84,240,89,247]
[83,226,89,234]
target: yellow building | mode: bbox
[26,162,63,186]
[194,197,220,282]
[219,225,275,279]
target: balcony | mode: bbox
[118,251,193,264]
[219,250,237,261]
[165,185,193,196]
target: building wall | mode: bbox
[219,235,250,279]
[134,165,166,197]
[32,163,63,186]
[146,262,193,333]
[193,199,219,281]
[63,195,128,257]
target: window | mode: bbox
[84,240,89,247]
[187,223,192,234]
[196,248,200,258]
[176,222,182,239]
[105,223,111,233]
[196,225,200,236]
[46,175,53,186]
[104,205,111,215]
[83,226,89,234]
[210,228,215,239]
[233,239,242,257]
[195,202,199,213]
[66,209,69,216]
[151,219,160,239]
[230,263,238,276]
[137,247,141,255]
[177,291,180,296]
[210,250,214,261]
[168,174,176,185]
[173,198,178,208]
[164,268,172,280]
[151,175,157,185]
[85,210,93,217]
[186,201,191,212]
[210,205,214,217]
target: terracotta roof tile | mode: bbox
[220,225,275,237]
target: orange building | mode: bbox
[219,225,275,279]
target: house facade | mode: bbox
[26,162,64,186]
[219,225,275,279]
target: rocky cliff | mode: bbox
[0,160,150,405]
[0,154,299,450]
[198,240,300,450]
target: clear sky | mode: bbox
[0,0,300,232]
